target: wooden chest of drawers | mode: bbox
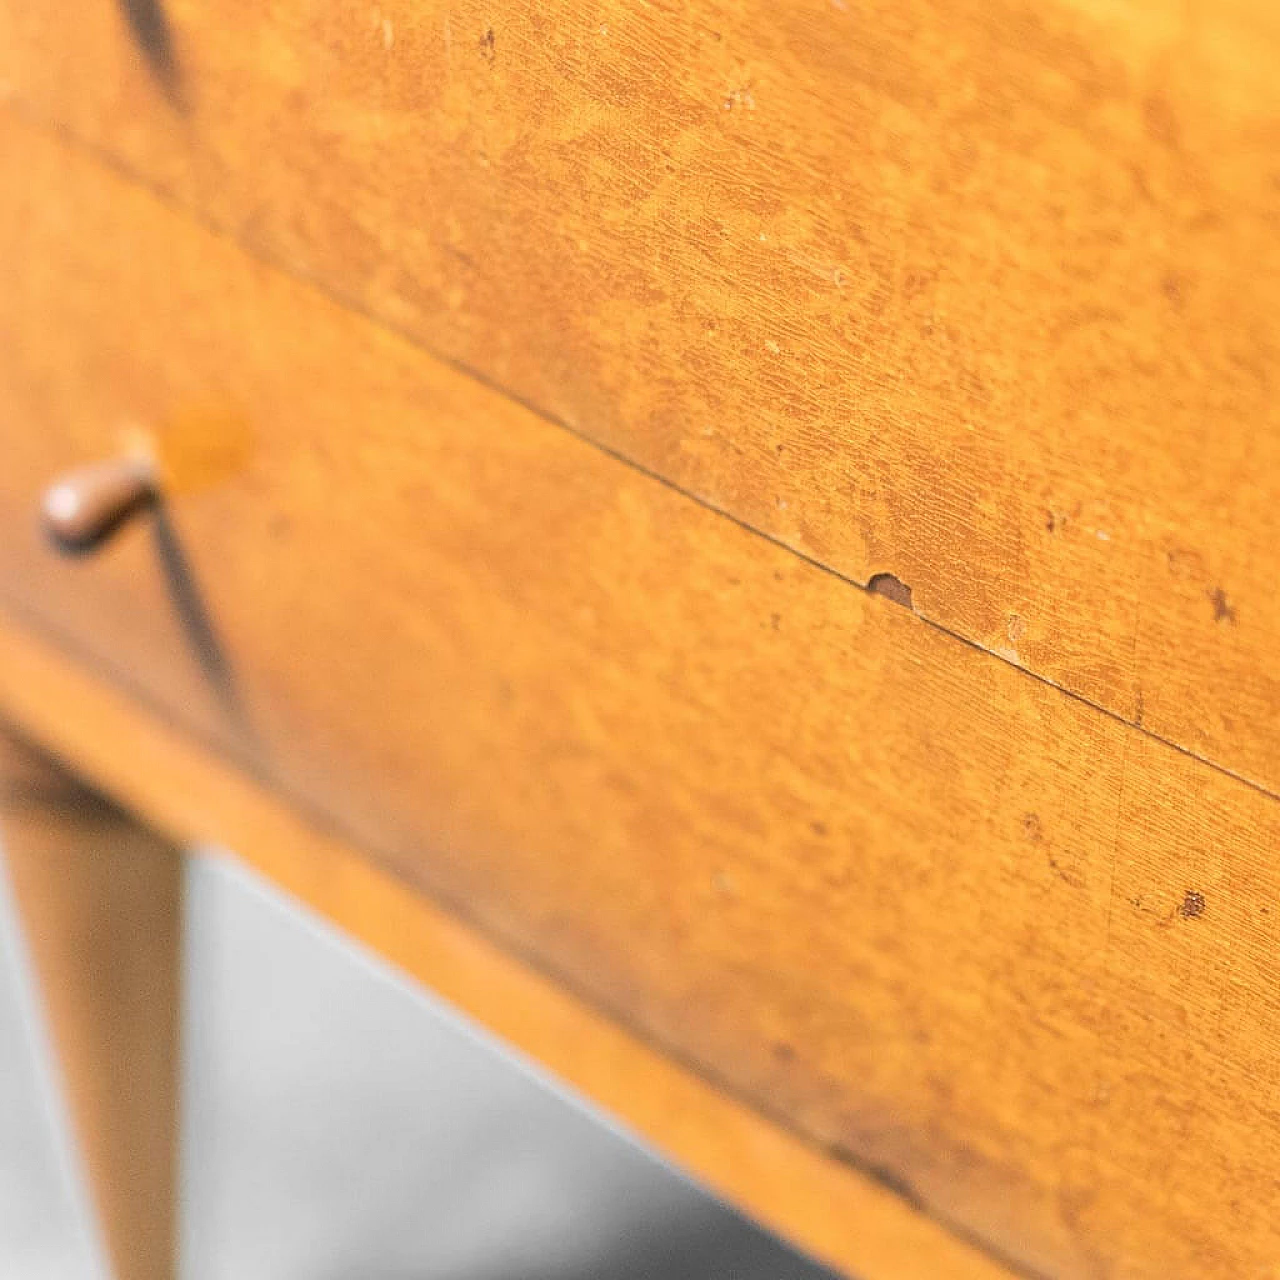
[1,3,1278,1277]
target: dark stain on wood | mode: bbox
[1209,587,1236,625]
[1178,889,1207,920]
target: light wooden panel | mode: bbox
[0,627,1015,1280]
[1,0,1279,790]
[0,728,181,1280]
[0,115,1278,1279]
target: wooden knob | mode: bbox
[42,456,157,553]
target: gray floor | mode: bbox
[1,844,840,1280]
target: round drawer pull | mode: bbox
[42,456,157,553]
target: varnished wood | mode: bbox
[1,0,1279,790]
[0,629,1014,1280]
[0,727,180,1280]
[0,118,1277,1278]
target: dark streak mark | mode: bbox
[1178,889,1207,920]
[867,572,913,611]
[1046,854,1084,889]
[150,502,255,749]
[479,27,496,61]
[1128,161,1156,205]
[442,243,478,271]
[850,1153,926,1213]
[1209,587,1236,624]
[116,0,184,108]
[1143,93,1183,151]
[1025,813,1088,887]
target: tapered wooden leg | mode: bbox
[0,724,181,1280]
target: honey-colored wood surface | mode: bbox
[0,630,1015,1280]
[0,728,180,1280]
[0,117,1278,1278]
[2,0,1279,790]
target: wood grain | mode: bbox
[1,0,1279,789]
[0,728,180,1280]
[0,117,1278,1278]
[0,628,1015,1280]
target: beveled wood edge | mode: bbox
[0,605,1018,1280]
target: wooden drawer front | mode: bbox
[3,117,1280,1280]
[3,0,1280,792]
